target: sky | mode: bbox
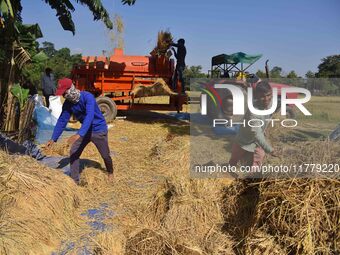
[21,0,340,76]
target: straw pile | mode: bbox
[0,151,82,255]
[222,140,340,255]
[150,30,173,57]
[222,179,340,254]
[91,229,126,255]
[3,113,339,254]
[253,178,340,254]
[121,131,235,254]
[132,78,177,98]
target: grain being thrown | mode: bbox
[150,30,173,57]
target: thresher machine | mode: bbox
[71,48,187,122]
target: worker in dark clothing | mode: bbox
[46,78,113,184]
[22,80,38,96]
[41,67,56,108]
[171,38,187,93]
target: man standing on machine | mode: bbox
[171,38,187,93]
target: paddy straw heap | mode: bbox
[0,151,82,255]
[0,120,339,254]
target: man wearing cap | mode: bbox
[46,78,113,183]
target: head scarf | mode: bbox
[64,84,80,104]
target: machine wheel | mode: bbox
[96,96,117,122]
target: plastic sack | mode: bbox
[49,96,63,120]
[33,95,58,129]
[32,95,58,144]
[40,156,71,176]
[0,132,45,160]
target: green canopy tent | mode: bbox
[210,52,262,78]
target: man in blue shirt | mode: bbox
[46,78,113,183]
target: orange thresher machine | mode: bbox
[71,48,187,121]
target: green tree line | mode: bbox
[255,55,340,95]
[182,55,340,95]
[22,41,82,91]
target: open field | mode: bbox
[296,96,340,127]
[0,96,339,254]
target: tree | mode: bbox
[40,41,56,58]
[286,71,298,79]
[305,70,315,78]
[305,71,316,92]
[285,70,305,87]
[23,42,82,88]
[316,55,340,93]
[255,70,267,79]
[270,66,283,78]
[316,55,340,78]
[184,65,206,79]
[1,0,136,35]
[183,65,207,90]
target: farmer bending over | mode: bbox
[229,81,278,171]
[46,78,113,183]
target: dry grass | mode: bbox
[222,139,340,255]
[254,178,340,254]
[0,152,83,255]
[119,133,234,255]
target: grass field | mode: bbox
[296,96,340,127]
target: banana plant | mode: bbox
[10,83,29,109]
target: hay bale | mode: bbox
[0,151,82,254]
[132,79,177,98]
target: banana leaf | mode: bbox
[10,84,29,109]
[32,51,48,62]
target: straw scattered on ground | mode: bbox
[1,108,340,254]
